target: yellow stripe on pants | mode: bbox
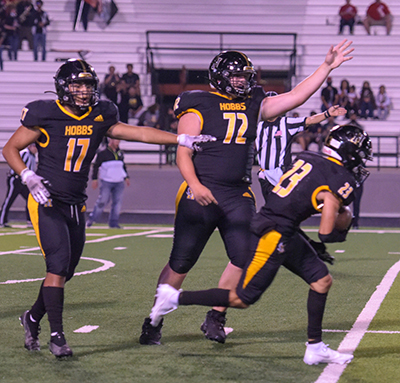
[242,230,282,288]
[27,194,46,258]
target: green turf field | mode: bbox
[1,224,400,383]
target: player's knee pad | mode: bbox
[169,258,195,274]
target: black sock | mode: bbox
[50,332,66,346]
[43,286,64,335]
[179,289,230,307]
[30,281,46,323]
[307,289,327,343]
[211,309,226,317]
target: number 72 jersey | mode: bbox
[20,99,119,204]
[174,87,266,187]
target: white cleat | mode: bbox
[150,284,180,327]
[303,342,354,365]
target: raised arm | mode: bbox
[261,39,354,121]
[107,121,215,150]
[107,121,179,145]
[304,105,346,127]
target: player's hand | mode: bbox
[324,39,354,70]
[20,169,50,205]
[177,134,216,151]
[328,105,346,117]
[191,184,218,206]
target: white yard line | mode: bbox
[0,228,170,284]
[315,259,400,383]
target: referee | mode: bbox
[256,92,346,199]
[255,92,346,265]
[0,143,37,227]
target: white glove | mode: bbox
[177,134,216,151]
[21,168,51,205]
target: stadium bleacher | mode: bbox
[0,0,399,165]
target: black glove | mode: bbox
[309,239,335,265]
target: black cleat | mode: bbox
[201,309,227,344]
[139,317,163,345]
[49,333,73,358]
[20,310,41,351]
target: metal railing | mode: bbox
[145,30,297,93]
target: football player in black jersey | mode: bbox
[139,40,355,346]
[2,59,213,358]
[148,124,373,365]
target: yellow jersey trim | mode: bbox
[311,185,332,212]
[36,128,50,148]
[56,100,92,120]
[176,108,204,132]
[209,91,233,100]
[326,156,343,167]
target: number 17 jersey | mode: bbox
[21,99,119,204]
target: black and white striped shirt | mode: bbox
[9,147,36,177]
[256,116,306,186]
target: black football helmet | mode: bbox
[54,59,99,110]
[323,124,373,186]
[209,51,256,99]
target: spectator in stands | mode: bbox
[127,85,143,120]
[376,84,391,120]
[347,85,359,116]
[116,80,129,123]
[338,78,351,117]
[3,3,19,61]
[339,0,357,35]
[32,0,50,61]
[359,80,376,119]
[138,103,160,128]
[321,77,339,112]
[121,63,140,94]
[117,81,143,123]
[16,0,34,50]
[86,139,129,229]
[102,65,120,104]
[363,0,393,35]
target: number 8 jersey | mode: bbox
[21,99,119,204]
[174,87,266,188]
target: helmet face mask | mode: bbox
[209,51,256,99]
[323,124,373,186]
[68,80,97,108]
[54,59,99,111]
